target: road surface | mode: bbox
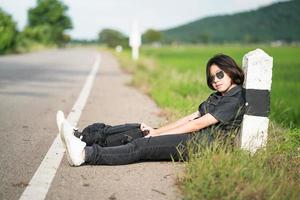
[0,48,183,200]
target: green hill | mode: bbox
[162,0,300,43]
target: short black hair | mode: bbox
[206,54,244,90]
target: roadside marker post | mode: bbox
[129,21,141,61]
[239,49,273,153]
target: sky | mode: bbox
[0,0,283,40]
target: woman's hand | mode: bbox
[141,123,159,138]
[144,129,157,138]
[140,123,154,132]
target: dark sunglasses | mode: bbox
[210,71,225,83]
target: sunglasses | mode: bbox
[209,71,225,83]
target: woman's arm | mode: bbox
[147,113,218,137]
[148,111,200,135]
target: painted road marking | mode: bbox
[19,54,101,200]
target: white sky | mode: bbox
[0,0,283,40]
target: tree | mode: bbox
[28,0,72,45]
[98,29,128,48]
[199,33,211,44]
[20,25,53,44]
[142,29,161,44]
[0,8,17,54]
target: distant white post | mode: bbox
[240,49,273,153]
[129,20,141,61]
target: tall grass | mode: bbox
[180,125,300,200]
[114,44,300,199]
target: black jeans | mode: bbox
[78,123,209,165]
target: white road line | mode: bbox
[19,54,101,200]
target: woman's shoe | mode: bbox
[57,110,72,164]
[56,110,66,142]
[56,111,64,130]
[56,110,79,138]
[61,121,86,166]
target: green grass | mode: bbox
[114,44,300,199]
[119,45,300,127]
[180,126,300,200]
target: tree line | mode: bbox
[0,0,72,54]
[162,0,300,44]
[0,0,163,55]
[98,28,162,48]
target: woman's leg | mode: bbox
[76,123,144,147]
[104,124,144,147]
[84,133,194,165]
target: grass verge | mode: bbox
[113,45,300,199]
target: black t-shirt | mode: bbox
[197,85,245,134]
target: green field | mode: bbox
[115,45,300,199]
[118,45,300,127]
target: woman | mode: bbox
[57,54,245,167]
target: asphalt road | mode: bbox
[0,48,182,200]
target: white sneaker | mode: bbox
[57,110,73,164]
[61,121,86,166]
[56,110,66,142]
[56,110,78,138]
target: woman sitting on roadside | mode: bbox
[56,53,245,166]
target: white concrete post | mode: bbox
[129,21,141,61]
[240,49,273,153]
